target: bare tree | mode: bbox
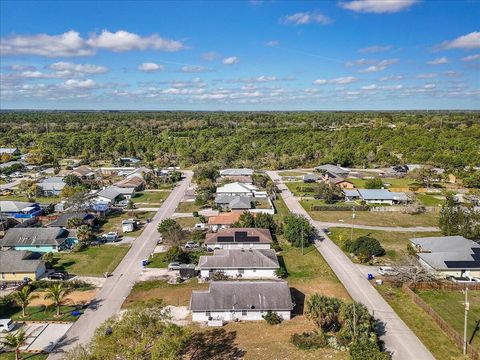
[389,255,437,288]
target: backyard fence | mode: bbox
[402,283,480,360]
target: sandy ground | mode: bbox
[29,290,97,307]
[165,305,190,326]
[138,268,175,282]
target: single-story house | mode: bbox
[343,189,408,205]
[315,164,350,178]
[198,249,280,279]
[215,195,252,211]
[98,167,137,176]
[0,201,43,220]
[219,168,254,177]
[205,228,273,250]
[71,166,96,180]
[94,186,133,204]
[119,157,141,164]
[303,174,318,183]
[38,176,66,196]
[207,211,243,230]
[0,148,20,156]
[410,236,480,279]
[125,167,153,179]
[0,250,46,282]
[190,281,293,322]
[49,211,95,228]
[216,182,258,197]
[114,175,146,191]
[323,172,354,189]
[0,227,77,252]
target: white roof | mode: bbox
[219,168,254,176]
[216,182,257,195]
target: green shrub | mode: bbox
[192,211,199,217]
[349,341,389,360]
[291,331,328,350]
[262,311,283,325]
[343,236,385,261]
[275,267,288,279]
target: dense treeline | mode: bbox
[0,111,479,170]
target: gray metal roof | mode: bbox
[0,250,44,273]
[219,168,254,177]
[344,189,360,197]
[303,174,318,181]
[1,227,69,246]
[0,201,36,213]
[49,212,93,227]
[357,189,394,200]
[315,164,349,174]
[198,249,279,269]
[39,177,66,191]
[229,197,251,209]
[96,186,122,200]
[411,235,480,253]
[189,281,293,311]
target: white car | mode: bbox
[194,223,206,229]
[0,318,14,332]
[102,232,119,242]
[378,267,398,276]
[185,241,199,249]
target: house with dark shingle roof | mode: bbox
[205,228,273,250]
[0,227,77,252]
[189,281,293,322]
[198,249,279,279]
[0,250,46,282]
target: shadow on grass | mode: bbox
[290,287,305,317]
[181,328,245,360]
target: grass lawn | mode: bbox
[416,193,445,207]
[377,283,467,360]
[273,197,290,221]
[100,211,155,237]
[0,354,48,360]
[300,198,354,209]
[53,245,130,276]
[285,182,317,196]
[176,217,199,228]
[416,289,480,353]
[279,170,308,177]
[1,305,79,322]
[0,194,60,204]
[146,252,169,268]
[123,278,208,307]
[131,191,169,204]
[175,201,202,213]
[329,227,442,262]
[304,207,439,227]
[346,177,417,190]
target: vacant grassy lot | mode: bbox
[329,227,442,262]
[53,245,129,276]
[300,198,354,209]
[304,207,439,227]
[377,283,467,360]
[0,353,48,360]
[176,201,202,213]
[347,177,416,189]
[176,216,198,228]
[416,289,480,353]
[123,278,208,307]
[416,193,445,207]
[100,210,155,237]
[131,191,169,204]
[0,194,60,204]
[285,181,317,196]
[279,170,308,177]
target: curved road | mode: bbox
[268,171,434,360]
[49,170,193,359]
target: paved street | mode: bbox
[267,171,435,360]
[48,170,193,359]
[314,221,440,232]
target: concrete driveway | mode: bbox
[267,171,434,360]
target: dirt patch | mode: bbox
[29,290,97,307]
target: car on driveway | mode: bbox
[378,267,398,276]
[48,272,67,280]
[168,262,184,271]
[185,241,199,249]
[102,232,119,242]
[0,318,14,332]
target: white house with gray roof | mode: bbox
[344,189,408,205]
[219,168,254,177]
[38,176,66,196]
[189,281,293,322]
[410,236,480,279]
[198,249,279,279]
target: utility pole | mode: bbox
[350,206,356,242]
[301,224,304,256]
[464,287,469,355]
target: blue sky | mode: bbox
[1,0,479,110]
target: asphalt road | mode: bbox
[267,171,435,360]
[49,170,193,359]
[314,221,440,232]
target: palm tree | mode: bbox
[44,283,71,317]
[2,328,28,360]
[305,294,341,331]
[12,286,38,318]
[76,225,93,244]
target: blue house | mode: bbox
[0,201,43,220]
[0,227,78,253]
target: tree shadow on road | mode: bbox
[181,328,245,360]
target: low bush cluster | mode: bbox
[343,236,385,262]
[291,331,328,350]
[262,311,283,325]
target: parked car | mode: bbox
[185,241,199,249]
[322,228,331,235]
[48,272,67,280]
[102,232,119,242]
[168,262,184,271]
[0,318,14,332]
[378,267,399,276]
[194,223,206,229]
[313,194,322,200]
[448,276,480,283]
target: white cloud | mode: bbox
[223,56,239,65]
[356,59,399,73]
[62,79,97,89]
[461,54,480,62]
[0,30,93,57]
[379,75,403,81]
[438,32,480,50]
[265,40,280,47]
[424,83,436,89]
[8,64,36,71]
[416,73,437,79]
[0,30,186,57]
[138,63,164,72]
[280,11,332,25]
[339,0,417,14]
[361,84,377,90]
[313,76,358,85]
[49,62,108,74]
[202,51,219,61]
[427,57,449,65]
[180,65,209,73]
[358,45,393,53]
